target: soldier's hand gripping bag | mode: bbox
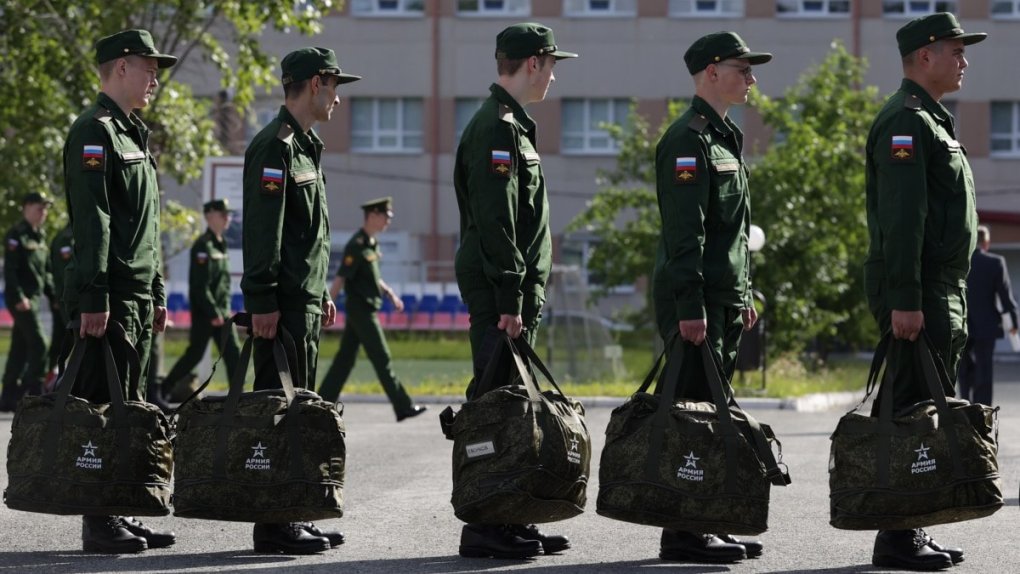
[597,337,790,535]
[446,334,590,524]
[4,321,173,516]
[829,333,1002,530]
[172,314,345,522]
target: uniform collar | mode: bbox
[276,106,323,151]
[900,79,952,122]
[97,92,147,133]
[358,227,377,247]
[691,96,735,136]
[490,83,536,133]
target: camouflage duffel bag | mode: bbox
[172,315,345,523]
[829,333,1002,530]
[598,339,790,535]
[4,322,173,516]
[442,335,590,524]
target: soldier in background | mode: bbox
[45,220,74,389]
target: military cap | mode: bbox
[95,29,178,68]
[22,192,53,206]
[684,31,772,76]
[361,197,393,216]
[495,23,578,61]
[203,199,232,213]
[896,12,987,57]
[281,47,362,86]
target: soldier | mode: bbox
[1,192,55,411]
[46,220,74,386]
[160,199,241,403]
[650,32,772,564]
[317,197,426,421]
[62,29,176,554]
[452,22,576,560]
[241,47,358,554]
[863,13,985,571]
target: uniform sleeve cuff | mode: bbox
[81,290,110,314]
[888,288,922,312]
[497,287,523,316]
[245,295,278,314]
[675,299,706,321]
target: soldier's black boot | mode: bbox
[872,529,953,571]
[396,404,428,422]
[718,533,763,558]
[253,522,330,554]
[121,516,176,548]
[920,530,963,564]
[82,516,148,554]
[659,529,746,563]
[300,522,345,547]
[459,524,542,559]
[507,524,570,554]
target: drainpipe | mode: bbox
[852,0,861,58]
[429,0,441,268]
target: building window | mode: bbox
[562,98,631,154]
[669,0,743,16]
[455,98,485,141]
[351,0,425,16]
[457,0,530,15]
[351,98,424,152]
[991,102,1020,157]
[564,0,637,17]
[882,1,957,16]
[777,1,850,16]
[992,1,1020,18]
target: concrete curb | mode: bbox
[337,390,864,413]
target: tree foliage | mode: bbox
[569,42,883,356]
[0,0,337,236]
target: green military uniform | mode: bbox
[47,222,74,370]
[1,198,55,406]
[318,201,415,413]
[864,15,986,411]
[242,48,360,391]
[453,24,576,393]
[164,201,241,389]
[63,31,177,403]
[651,32,771,401]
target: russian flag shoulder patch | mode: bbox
[261,166,285,194]
[891,135,914,162]
[675,156,697,184]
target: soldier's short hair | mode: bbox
[284,74,335,99]
[978,224,991,244]
[497,54,552,77]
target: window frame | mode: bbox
[563,0,637,18]
[991,0,1020,19]
[991,101,1020,159]
[456,0,531,17]
[776,0,851,18]
[350,0,425,18]
[880,1,959,18]
[668,0,744,18]
[560,98,632,156]
[350,97,425,154]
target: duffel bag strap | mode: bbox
[642,335,685,481]
[916,332,966,480]
[636,331,678,395]
[700,342,747,493]
[513,337,568,399]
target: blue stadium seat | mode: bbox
[231,293,244,312]
[167,292,189,312]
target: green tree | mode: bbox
[569,42,883,356]
[749,41,883,355]
[0,0,338,233]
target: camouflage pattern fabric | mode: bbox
[4,326,173,516]
[596,395,780,535]
[172,322,346,523]
[449,337,590,525]
[829,335,1002,530]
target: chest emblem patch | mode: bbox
[82,145,105,171]
[675,157,697,184]
[491,150,512,177]
[891,135,914,161]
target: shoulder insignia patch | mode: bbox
[276,123,295,144]
[261,167,285,194]
[196,252,209,265]
[903,95,922,111]
[343,255,354,266]
[93,108,113,124]
[82,144,105,171]
[688,115,710,134]
[365,253,378,262]
[6,238,19,251]
[675,157,697,184]
[356,236,364,245]
[891,135,915,162]
[498,104,514,124]
[491,149,512,177]
[60,245,72,260]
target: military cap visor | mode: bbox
[203,199,233,213]
[896,12,987,57]
[495,23,578,61]
[22,192,53,206]
[684,31,772,75]
[281,47,362,86]
[361,197,393,215]
[95,29,178,68]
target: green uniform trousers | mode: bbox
[163,314,241,390]
[868,281,967,412]
[68,294,154,402]
[655,303,744,402]
[3,304,49,394]
[253,311,320,391]
[317,301,413,413]
[462,287,543,399]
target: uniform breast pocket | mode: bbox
[518,150,542,214]
[289,167,320,229]
[113,148,153,213]
[932,138,968,194]
[709,159,745,226]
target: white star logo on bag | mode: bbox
[684,451,700,469]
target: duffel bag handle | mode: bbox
[636,331,679,395]
[915,332,966,480]
[512,337,570,399]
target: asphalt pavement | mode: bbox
[2,365,1020,573]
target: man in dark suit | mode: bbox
[960,225,1018,406]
